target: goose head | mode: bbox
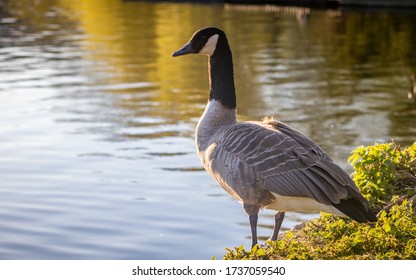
[172,27,228,57]
[172,27,236,109]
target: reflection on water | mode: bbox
[0,0,415,259]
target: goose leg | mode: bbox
[270,211,285,241]
[243,204,260,248]
[248,214,258,248]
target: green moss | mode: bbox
[223,142,416,260]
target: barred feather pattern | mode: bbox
[196,102,370,214]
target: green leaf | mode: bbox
[383,223,392,233]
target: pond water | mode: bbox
[0,0,415,259]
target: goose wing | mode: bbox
[217,120,361,206]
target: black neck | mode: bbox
[208,46,236,109]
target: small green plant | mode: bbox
[348,142,416,211]
[224,141,416,260]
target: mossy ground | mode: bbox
[223,142,416,260]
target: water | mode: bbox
[0,0,415,259]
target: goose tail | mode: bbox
[332,198,377,223]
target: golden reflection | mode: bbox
[3,0,416,147]
[56,0,229,118]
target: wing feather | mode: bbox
[213,119,360,206]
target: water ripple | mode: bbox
[1,1,415,260]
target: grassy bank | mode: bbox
[223,141,416,260]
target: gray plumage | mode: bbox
[172,27,376,248]
[205,118,350,204]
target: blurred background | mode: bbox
[0,0,415,259]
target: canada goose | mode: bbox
[172,27,377,248]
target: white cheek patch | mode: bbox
[199,34,219,56]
